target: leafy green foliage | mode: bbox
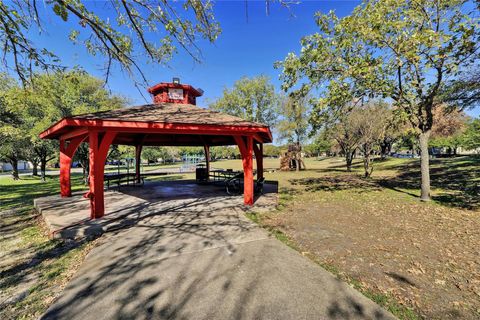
[462,118,480,150]
[277,0,479,199]
[0,75,31,178]
[210,146,240,159]
[141,146,172,163]
[305,132,333,156]
[277,0,479,131]
[0,70,126,180]
[276,93,310,145]
[209,75,279,126]
[0,0,221,84]
[262,145,282,158]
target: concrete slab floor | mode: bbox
[40,189,396,320]
[34,180,278,239]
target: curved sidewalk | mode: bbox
[41,185,395,320]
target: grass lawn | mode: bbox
[0,174,93,319]
[1,156,479,319]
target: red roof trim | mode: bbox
[39,118,273,142]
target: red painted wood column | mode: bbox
[87,131,116,219]
[135,145,142,184]
[253,143,264,180]
[203,144,210,181]
[59,135,86,197]
[235,136,254,206]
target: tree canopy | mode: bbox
[276,92,311,146]
[0,0,220,84]
[0,70,126,180]
[276,0,480,200]
[209,75,279,127]
[462,118,480,150]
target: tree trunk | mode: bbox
[300,158,306,170]
[345,151,353,172]
[32,160,38,176]
[82,165,88,185]
[419,130,431,201]
[363,146,372,178]
[380,141,392,160]
[40,159,47,182]
[380,143,387,160]
[10,158,19,180]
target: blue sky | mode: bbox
[29,1,359,103]
[27,1,479,117]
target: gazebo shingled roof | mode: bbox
[39,80,272,219]
[72,103,266,127]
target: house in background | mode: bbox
[0,161,32,172]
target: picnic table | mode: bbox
[208,169,264,196]
[209,169,243,182]
[104,171,169,189]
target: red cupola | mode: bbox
[147,78,203,105]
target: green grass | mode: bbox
[0,174,88,212]
[0,173,93,319]
[11,242,92,318]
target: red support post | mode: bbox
[203,144,210,181]
[253,143,264,180]
[59,135,87,197]
[88,131,116,219]
[235,135,254,206]
[135,145,142,184]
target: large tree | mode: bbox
[328,112,362,172]
[277,92,310,146]
[276,92,311,170]
[209,75,278,127]
[0,0,220,85]
[277,0,479,201]
[353,102,391,177]
[308,132,334,157]
[0,74,28,179]
[327,102,391,176]
[0,126,29,180]
[21,70,126,181]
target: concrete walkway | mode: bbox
[35,180,278,239]
[40,182,395,320]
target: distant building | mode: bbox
[0,161,32,171]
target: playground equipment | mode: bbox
[280,144,306,171]
[182,154,205,172]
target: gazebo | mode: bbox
[39,80,273,219]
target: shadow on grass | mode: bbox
[291,156,479,210]
[377,156,479,210]
[0,233,92,295]
[289,176,382,193]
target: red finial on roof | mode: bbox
[147,78,203,105]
